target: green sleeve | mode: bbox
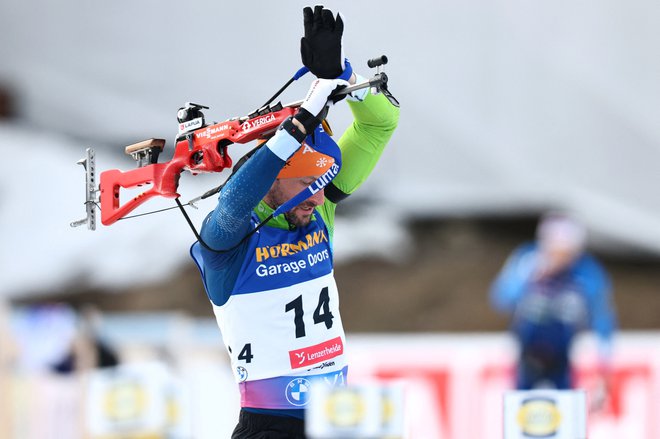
[317,91,400,239]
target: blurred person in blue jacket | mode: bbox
[490,213,617,391]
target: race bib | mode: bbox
[213,273,347,382]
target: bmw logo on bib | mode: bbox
[236,366,248,383]
[286,378,312,406]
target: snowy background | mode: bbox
[1,0,659,297]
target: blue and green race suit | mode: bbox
[191,89,399,418]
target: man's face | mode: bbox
[265,176,325,227]
[539,240,581,277]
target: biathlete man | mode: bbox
[190,6,399,438]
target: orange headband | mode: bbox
[278,143,335,178]
[255,120,335,179]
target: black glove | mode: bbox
[300,5,345,79]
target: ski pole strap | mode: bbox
[272,126,342,218]
[259,66,311,109]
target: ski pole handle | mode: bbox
[338,72,388,96]
[285,73,388,108]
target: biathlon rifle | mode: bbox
[71,56,397,231]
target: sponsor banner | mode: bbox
[306,382,405,439]
[86,361,191,437]
[503,390,587,439]
[289,337,343,369]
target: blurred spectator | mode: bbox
[489,213,617,391]
[8,303,118,374]
[10,303,78,372]
[52,305,119,374]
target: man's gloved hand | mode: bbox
[300,5,346,79]
[300,78,349,118]
[289,78,348,140]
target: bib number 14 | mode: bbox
[285,287,334,338]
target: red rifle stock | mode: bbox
[99,106,297,226]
